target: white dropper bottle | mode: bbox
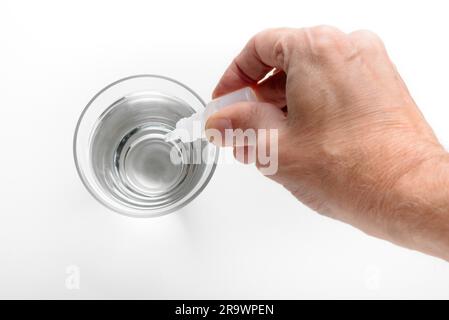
[165,87,257,142]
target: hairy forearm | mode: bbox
[387,153,449,261]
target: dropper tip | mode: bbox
[164,130,179,142]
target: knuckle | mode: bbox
[311,25,341,37]
[254,27,289,47]
[257,28,297,69]
[350,30,385,51]
[307,25,348,56]
[273,33,294,69]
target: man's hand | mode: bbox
[206,26,449,261]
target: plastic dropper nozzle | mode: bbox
[165,87,257,143]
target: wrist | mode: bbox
[388,150,449,260]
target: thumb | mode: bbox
[205,101,286,147]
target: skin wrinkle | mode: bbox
[271,35,288,71]
[233,59,258,84]
[384,155,449,259]
[251,36,274,71]
[354,135,444,238]
[208,26,449,261]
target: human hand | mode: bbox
[206,26,449,261]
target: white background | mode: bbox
[1,0,449,299]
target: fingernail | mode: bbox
[205,118,233,145]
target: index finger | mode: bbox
[212,28,299,99]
